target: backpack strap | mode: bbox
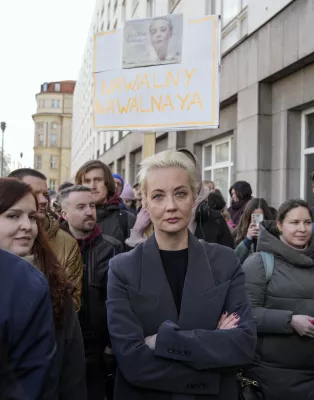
[101,234,123,255]
[260,251,275,284]
[118,211,129,241]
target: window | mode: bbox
[50,134,57,147]
[52,100,55,108]
[132,0,139,16]
[50,155,57,169]
[51,123,57,129]
[168,0,180,12]
[202,137,234,203]
[49,179,57,191]
[122,0,126,21]
[36,123,44,133]
[301,109,314,206]
[117,157,126,180]
[35,155,42,169]
[43,83,48,92]
[38,134,44,147]
[56,100,60,108]
[222,0,247,26]
[55,83,60,92]
[147,0,153,16]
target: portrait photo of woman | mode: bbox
[122,14,183,68]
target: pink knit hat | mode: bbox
[120,184,135,200]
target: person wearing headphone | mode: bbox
[125,149,235,249]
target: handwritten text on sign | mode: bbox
[95,68,204,115]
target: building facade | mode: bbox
[33,81,75,191]
[72,0,314,208]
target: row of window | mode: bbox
[96,0,247,33]
[36,122,58,132]
[38,100,61,109]
[169,0,247,26]
[43,83,61,92]
[203,110,314,207]
[37,133,57,147]
[35,155,58,169]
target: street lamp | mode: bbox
[0,122,6,177]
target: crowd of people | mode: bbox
[1,148,314,400]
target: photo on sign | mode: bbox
[122,14,183,69]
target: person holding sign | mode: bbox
[107,150,256,400]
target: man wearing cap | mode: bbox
[112,174,124,196]
[120,184,136,214]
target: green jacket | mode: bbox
[235,240,254,264]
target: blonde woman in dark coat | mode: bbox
[107,150,256,400]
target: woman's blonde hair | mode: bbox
[138,150,197,202]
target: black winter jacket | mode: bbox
[96,203,136,244]
[60,223,122,365]
[195,207,235,249]
[243,221,314,400]
[44,295,87,400]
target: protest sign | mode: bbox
[93,15,221,132]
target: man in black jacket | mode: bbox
[75,160,135,245]
[59,185,122,400]
[0,249,55,400]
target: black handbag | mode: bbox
[237,370,264,400]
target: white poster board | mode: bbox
[93,15,221,132]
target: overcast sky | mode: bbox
[0,0,95,167]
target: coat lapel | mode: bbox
[178,234,217,329]
[139,233,225,332]
[141,234,178,323]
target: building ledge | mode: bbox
[32,112,73,119]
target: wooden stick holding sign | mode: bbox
[143,132,156,158]
[143,132,156,238]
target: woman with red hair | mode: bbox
[0,178,86,400]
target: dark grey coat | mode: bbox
[107,232,256,400]
[243,221,314,400]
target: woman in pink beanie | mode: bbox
[120,184,136,214]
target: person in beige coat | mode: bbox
[8,169,83,310]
